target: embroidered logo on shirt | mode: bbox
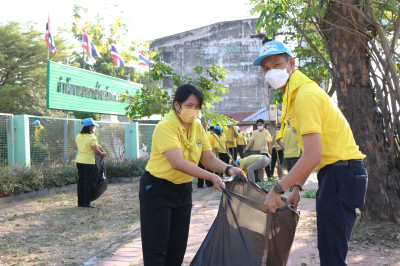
[196,140,202,146]
[292,127,298,135]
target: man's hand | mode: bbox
[264,190,282,213]
[286,187,302,210]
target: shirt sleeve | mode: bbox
[90,135,99,146]
[295,91,323,135]
[152,122,182,153]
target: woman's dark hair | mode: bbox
[80,125,92,134]
[172,84,204,111]
[214,128,222,136]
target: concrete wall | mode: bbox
[150,19,272,114]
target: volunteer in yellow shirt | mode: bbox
[283,125,301,172]
[255,41,367,265]
[74,118,106,208]
[270,127,284,177]
[32,120,45,142]
[236,155,270,183]
[224,122,238,161]
[140,84,246,266]
[236,128,247,158]
[244,118,273,176]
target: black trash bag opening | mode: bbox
[191,175,299,266]
[90,148,108,202]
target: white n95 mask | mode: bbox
[265,68,290,89]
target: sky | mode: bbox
[1,0,258,41]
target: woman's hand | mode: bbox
[210,174,225,192]
[228,166,247,180]
[102,151,107,157]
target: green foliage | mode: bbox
[73,112,100,120]
[0,21,69,116]
[304,189,317,199]
[104,158,148,178]
[71,5,142,81]
[123,59,233,126]
[0,158,149,198]
[257,181,275,190]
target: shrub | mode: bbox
[105,158,148,178]
[304,189,317,198]
[0,157,148,198]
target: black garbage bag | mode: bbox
[191,176,299,266]
[90,150,108,201]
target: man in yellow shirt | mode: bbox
[283,124,301,172]
[236,128,247,158]
[224,121,238,162]
[244,118,273,176]
[255,41,367,265]
[236,155,270,183]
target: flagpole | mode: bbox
[46,13,49,61]
[82,40,85,69]
[113,65,116,77]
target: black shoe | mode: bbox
[81,204,96,208]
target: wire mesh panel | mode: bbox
[138,124,156,154]
[0,114,13,166]
[96,121,128,161]
[29,116,78,166]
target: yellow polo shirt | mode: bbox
[237,134,247,145]
[224,126,238,148]
[146,110,212,184]
[283,126,301,158]
[250,129,272,153]
[238,155,265,175]
[278,70,365,170]
[75,133,98,164]
[34,125,45,141]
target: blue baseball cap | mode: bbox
[237,127,241,132]
[253,41,293,66]
[32,120,41,125]
[235,159,240,165]
[82,118,100,127]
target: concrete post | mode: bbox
[7,116,15,167]
[125,122,139,159]
[13,115,30,168]
[73,120,82,158]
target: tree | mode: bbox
[249,0,400,222]
[71,5,147,82]
[122,60,236,126]
[0,22,69,116]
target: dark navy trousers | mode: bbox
[316,164,368,265]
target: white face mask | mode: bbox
[264,65,290,89]
[258,126,264,131]
[92,127,96,132]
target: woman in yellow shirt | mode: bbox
[74,118,106,208]
[140,84,246,266]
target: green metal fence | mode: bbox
[0,113,158,168]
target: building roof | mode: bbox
[225,112,256,125]
[242,106,282,123]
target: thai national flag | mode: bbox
[82,29,101,57]
[138,51,154,67]
[111,41,125,66]
[45,16,57,54]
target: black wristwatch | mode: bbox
[293,184,303,191]
[272,183,285,194]
[225,165,232,176]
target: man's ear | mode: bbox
[289,57,296,71]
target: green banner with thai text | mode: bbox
[46,60,142,115]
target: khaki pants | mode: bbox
[246,156,270,183]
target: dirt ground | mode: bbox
[0,182,140,265]
[1,176,399,265]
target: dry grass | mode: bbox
[0,181,140,265]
